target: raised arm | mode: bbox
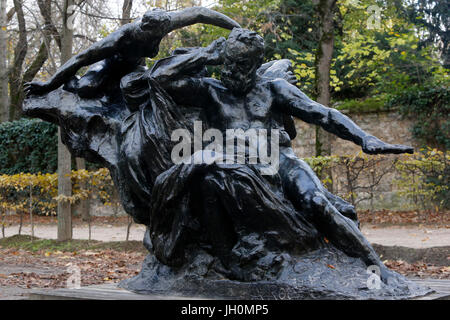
[24,25,130,96]
[150,37,225,83]
[146,38,225,107]
[168,6,240,32]
[272,79,413,154]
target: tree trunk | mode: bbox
[121,0,133,26]
[29,181,34,240]
[0,0,8,122]
[126,215,132,241]
[8,0,27,121]
[57,0,74,241]
[1,209,5,238]
[6,0,52,121]
[18,209,22,235]
[74,157,90,221]
[314,0,336,191]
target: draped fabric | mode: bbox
[23,69,324,275]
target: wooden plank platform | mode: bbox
[28,279,450,300]
[28,284,207,300]
[411,279,450,300]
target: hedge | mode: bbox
[0,119,58,174]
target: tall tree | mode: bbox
[405,0,449,68]
[0,0,8,122]
[6,0,56,121]
[314,0,336,189]
[74,0,135,222]
[57,0,75,241]
[121,0,133,25]
[8,0,27,121]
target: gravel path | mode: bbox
[2,224,147,242]
[1,223,449,248]
[361,225,450,248]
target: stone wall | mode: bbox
[291,110,418,210]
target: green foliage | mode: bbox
[0,119,58,175]
[395,149,449,210]
[388,82,450,150]
[403,0,449,68]
[305,151,449,212]
[0,169,117,216]
[145,0,445,104]
[334,95,391,113]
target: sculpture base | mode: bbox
[119,248,433,300]
[28,280,450,300]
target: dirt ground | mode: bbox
[1,213,449,300]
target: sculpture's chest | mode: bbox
[213,89,274,123]
[245,91,273,120]
[120,31,160,59]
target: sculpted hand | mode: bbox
[362,135,414,155]
[203,37,226,64]
[23,81,51,97]
[284,71,297,86]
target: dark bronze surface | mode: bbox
[23,14,428,299]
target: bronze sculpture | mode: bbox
[23,10,430,299]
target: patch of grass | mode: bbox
[0,235,146,253]
[334,95,392,113]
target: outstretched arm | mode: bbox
[272,79,413,154]
[24,26,129,96]
[146,38,224,108]
[149,37,225,83]
[168,6,240,32]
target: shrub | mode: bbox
[0,169,117,216]
[334,95,391,114]
[305,153,396,209]
[0,119,58,174]
[395,148,449,211]
[388,84,450,151]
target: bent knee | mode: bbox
[297,188,324,211]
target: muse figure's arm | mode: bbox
[24,24,135,96]
[167,6,240,32]
[148,38,228,107]
[24,7,240,96]
[272,79,414,155]
[150,37,226,83]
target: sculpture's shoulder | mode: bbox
[103,21,139,45]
